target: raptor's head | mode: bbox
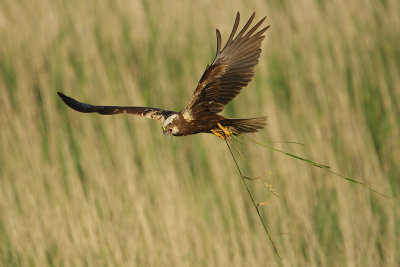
[162,114,180,139]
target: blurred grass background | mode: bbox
[0,0,399,266]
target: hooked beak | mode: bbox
[162,127,172,139]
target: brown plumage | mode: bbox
[58,12,269,139]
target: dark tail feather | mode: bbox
[226,117,267,135]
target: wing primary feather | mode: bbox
[183,12,269,116]
[250,26,269,40]
[243,16,267,39]
[234,12,256,40]
[58,92,98,113]
[226,12,240,45]
[215,29,221,57]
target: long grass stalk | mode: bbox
[225,140,282,261]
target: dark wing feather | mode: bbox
[58,92,174,122]
[183,12,269,119]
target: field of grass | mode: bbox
[1,0,399,266]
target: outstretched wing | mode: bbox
[182,12,269,119]
[58,92,174,122]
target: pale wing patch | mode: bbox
[182,110,194,121]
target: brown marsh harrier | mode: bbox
[58,12,269,139]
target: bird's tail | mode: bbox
[226,117,267,135]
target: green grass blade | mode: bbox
[243,137,389,199]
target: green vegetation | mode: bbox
[0,0,399,266]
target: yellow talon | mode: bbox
[211,129,225,139]
[211,123,232,139]
[217,123,232,137]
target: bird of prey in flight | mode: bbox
[58,12,269,139]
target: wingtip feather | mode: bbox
[215,29,221,55]
[235,12,256,40]
[57,91,66,98]
[227,12,241,44]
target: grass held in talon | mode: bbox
[58,12,268,140]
